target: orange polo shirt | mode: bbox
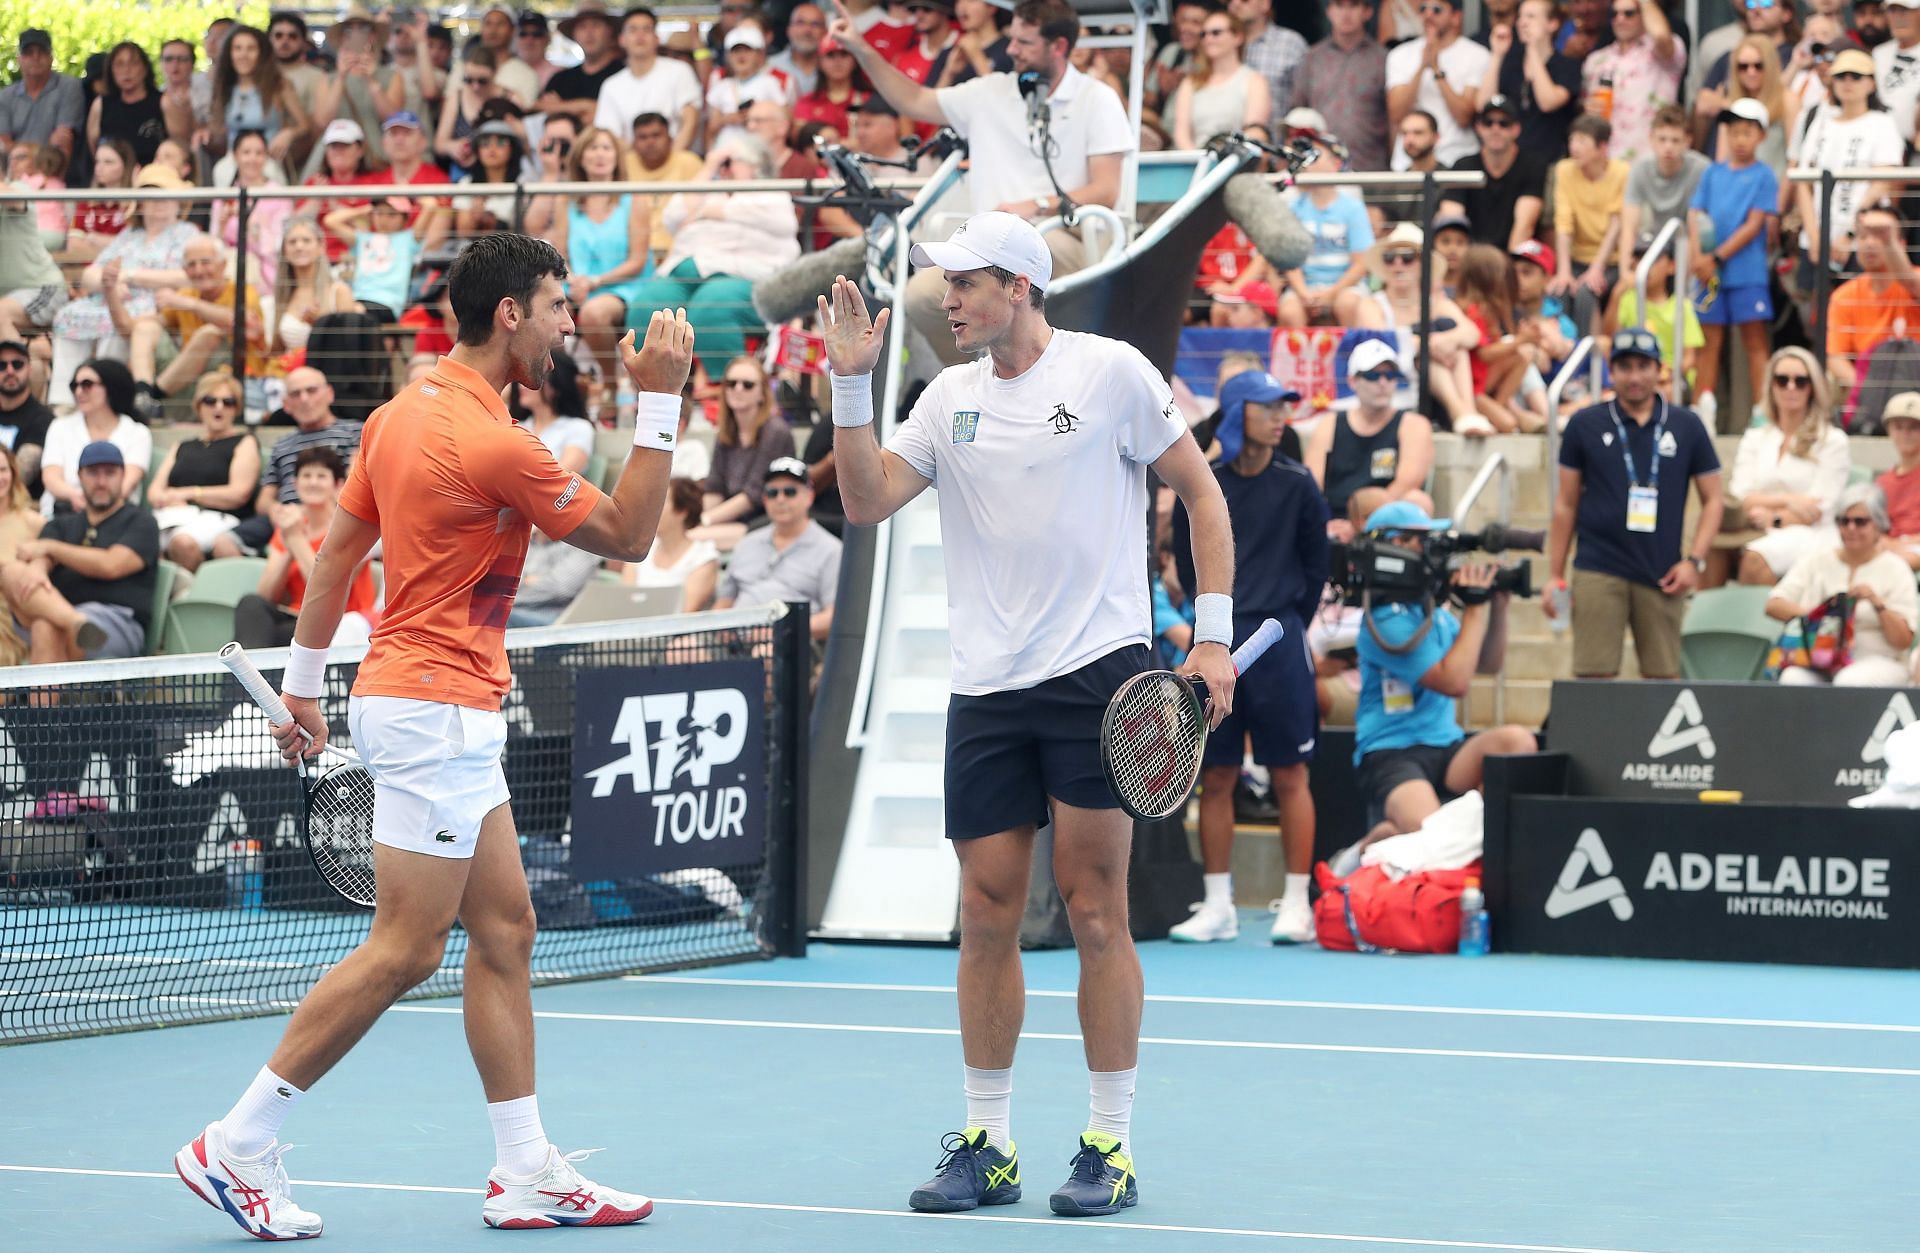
[1827,274,1920,371]
[339,356,604,710]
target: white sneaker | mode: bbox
[1269,893,1315,945]
[1328,843,1363,879]
[174,1121,323,1241]
[1168,899,1239,943]
[1849,785,1920,809]
[483,1146,654,1229]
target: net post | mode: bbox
[765,601,812,958]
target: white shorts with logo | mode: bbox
[347,695,511,859]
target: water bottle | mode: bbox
[1458,875,1490,957]
[227,839,266,911]
[1591,72,1614,120]
[1546,581,1570,634]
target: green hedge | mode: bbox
[0,1,275,83]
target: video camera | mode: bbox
[1328,522,1544,611]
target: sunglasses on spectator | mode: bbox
[1833,71,1870,81]
[1838,515,1876,528]
[1479,114,1518,128]
[543,138,572,155]
[1744,0,1775,10]
[1202,25,1234,36]
[726,378,760,389]
[199,394,240,409]
[1737,60,1764,71]
[763,485,802,498]
[1355,368,1402,383]
[1772,373,1812,388]
[72,378,100,392]
[1815,49,1839,64]
[1612,6,1639,16]
[0,358,27,372]
[1382,251,1418,266]
[1417,3,1449,13]
[162,52,194,62]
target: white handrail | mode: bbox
[1546,337,1596,518]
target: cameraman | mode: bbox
[1339,501,1537,867]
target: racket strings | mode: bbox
[1107,673,1205,819]
[307,765,380,907]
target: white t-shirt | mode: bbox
[886,330,1185,694]
[1385,36,1491,169]
[626,537,719,589]
[1873,39,1920,142]
[40,413,153,516]
[1795,108,1905,251]
[520,415,596,465]
[495,57,541,110]
[594,59,704,143]
[706,68,795,116]
[936,65,1135,214]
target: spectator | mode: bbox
[1705,36,1789,166]
[797,37,870,135]
[1546,328,1724,678]
[713,457,840,641]
[596,7,704,147]
[849,94,931,170]
[0,166,68,343]
[3,440,157,662]
[698,355,797,548]
[1688,98,1779,431]
[1455,243,1545,433]
[0,340,49,498]
[1171,11,1272,149]
[1354,222,1482,426]
[209,26,308,167]
[157,38,200,149]
[1785,22,1843,142]
[362,112,452,254]
[382,9,443,128]
[838,0,918,62]
[212,129,294,288]
[126,236,267,416]
[1207,251,1281,327]
[930,0,1014,88]
[1396,109,1443,173]
[1877,392,1920,567]
[1150,537,1195,667]
[0,30,85,163]
[1294,0,1389,172]
[627,131,800,381]
[1432,210,1472,275]
[496,526,604,627]
[515,9,559,91]
[145,372,260,571]
[67,138,135,264]
[1147,0,1207,120]
[322,195,427,327]
[837,0,1135,366]
[1305,339,1436,535]
[8,142,71,255]
[622,476,719,610]
[707,25,798,149]
[774,4,831,95]
[455,120,530,237]
[1858,0,1893,49]
[1694,0,1795,105]
[1386,0,1490,169]
[87,41,168,166]
[267,217,354,365]
[541,3,625,126]
[1230,0,1308,125]
[1729,345,1851,583]
[623,113,705,259]
[48,167,197,408]
[1552,114,1628,340]
[267,13,325,145]
[900,1,961,92]
[41,359,150,520]
[671,387,714,484]
[301,119,376,264]
[435,45,504,177]
[1276,124,1372,326]
[511,354,596,476]
[708,0,769,61]
[1765,484,1916,685]
[1606,230,1703,393]
[1478,0,1581,154]
[234,445,378,647]
[747,99,862,247]
[1621,105,1709,261]
[214,366,362,558]
[306,14,407,176]
[1793,50,1902,294]
[1583,0,1685,163]
[1441,94,1547,252]
[470,3,540,107]
[1511,239,1579,377]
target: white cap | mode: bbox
[1347,339,1402,378]
[724,23,767,50]
[1283,107,1328,134]
[321,118,365,147]
[910,212,1052,292]
[1719,96,1770,127]
[1888,0,1920,9]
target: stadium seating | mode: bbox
[1680,585,1779,682]
[159,557,266,656]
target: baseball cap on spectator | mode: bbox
[911,211,1052,291]
[321,118,365,147]
[1831,48,1877,76]
[766,457,810,484]
[383,110,424,132]
[1348,339,1403,379]
[1476,94,1518,124]
[558,2,619,40]
[1628,230,1667,259]
[1365,500,1451,533]
[725,24,767,50]
[0,338,27,355]
[1885,0,1916,8]
[378,195,416,215]
[134,164,190,190]
[77,441,125,470]
[18,30,51,54]
[852,94,898,116]
[907,0,957,13]
[1718,97,1770,127]
[1283,107,1328,136]
[1510,239,1556,273]
[1432,212,1473,238]
[1609,327,1663,364]
[517,9,550,33]
[1215,370,1300,463]
[1884,393,1920,423]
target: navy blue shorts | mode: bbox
[944,644,1151,840]
[1201,619,1318,769]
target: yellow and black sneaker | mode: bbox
[907,1127,1021,1213]
[1048,1131,1137,1217]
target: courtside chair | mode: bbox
[160,557,267,655]
[1680,585,1779,682]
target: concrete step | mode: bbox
[1503,632,1572,682]
[1466,675,1553,728]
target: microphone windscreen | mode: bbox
[751,237,872,325]
[1221,174,1312,275]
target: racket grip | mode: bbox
[1231,618,1286,672]
[218,642,296,726]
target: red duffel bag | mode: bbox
[1312,860,1481,953]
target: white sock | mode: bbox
[1285,872,1310,903]
[488,1095,552,1178]
[1202,872,1232,908]
[1087,1067,1136,1148]
[963,1065,1013,1152]
[221,1066,305,1159]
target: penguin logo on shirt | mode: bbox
[1049,403,1080,435]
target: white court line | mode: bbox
[0,1164,1660,1252]
[388,1006,1920,1077]
[629,975,1920,1036]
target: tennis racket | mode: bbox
[1100,619,1287,822]
[218,642,379,909]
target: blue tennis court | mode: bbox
[2,916,1910,1251]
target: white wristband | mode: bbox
[830,371,875,427]
[283,642,328,699]
[632,392,679,451]
[1193,593,1234,649]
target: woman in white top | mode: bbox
[1765,484,1916,687]
[622,476,718,612]
[269,217,354,360]
[1732,346,1852,584]
[1170,12,1269,150]
[41,359,152,516]
[1791,50,1903,280]
[511,354,595,475]
[1352,223,1481,426]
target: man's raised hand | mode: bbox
[621,307,696,395]
[816,275,891,377]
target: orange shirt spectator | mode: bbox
[1827,274,1920,376]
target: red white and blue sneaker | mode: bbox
[174,1121,323,1241]
[481,1146,654,1229]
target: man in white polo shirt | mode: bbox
[594,6,703,147]
[1385,0,1489,168]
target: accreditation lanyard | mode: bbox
[1610,397,1667,535]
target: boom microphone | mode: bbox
[751,236,872,325]
[1220,173,1312,274]
[1018,70,1047,143]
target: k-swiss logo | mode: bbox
[1546,829,1634,921]
[1648,689,1715,759]
[1862,692,1917,764]
[1048,403,1080,435]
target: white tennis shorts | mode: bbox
[347,695,511,859]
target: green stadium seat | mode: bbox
[1848,464,1873,490]
[585,453,608,492]
[160,557,266,655]
[146,560,181,655]
[1680,585,1780,682]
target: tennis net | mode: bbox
[0,604,810,1044]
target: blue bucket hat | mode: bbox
[1215,370,1301,463]
[1364,499,1451,534]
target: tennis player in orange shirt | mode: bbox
[174,233,695,1238]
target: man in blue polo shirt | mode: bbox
[1546,327,1724,680]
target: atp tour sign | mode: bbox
[1549,681,1920,804]
[570,661,766,878]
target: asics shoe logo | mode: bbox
[222,1173,272,1223]
[540,1188,597,1212]
[984,1158,1019,1189]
